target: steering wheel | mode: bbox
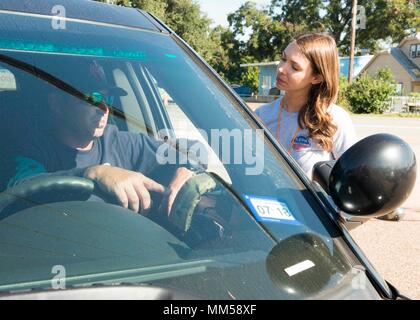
[0,173,230,246]
[0,176,94,218]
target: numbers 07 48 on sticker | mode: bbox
[245,196,299,225]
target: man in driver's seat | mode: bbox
[6,60,197,214]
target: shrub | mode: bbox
[337,76,351,111]
[345,68,397,114]
[240,66,259,94]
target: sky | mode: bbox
[196,0,272,28]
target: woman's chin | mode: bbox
[276,82,287,90]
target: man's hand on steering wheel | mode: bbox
[84,165,166,213]
[84,165,194,214]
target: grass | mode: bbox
[349,112,420,118]
[249,101,420,118]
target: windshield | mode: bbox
[0,9,376,299]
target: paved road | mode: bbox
[351,116,420,211]
[349,115,420,300]
[249,103,420,299]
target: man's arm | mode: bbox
[6,156,85,188]
[7,127,206,214]
[6,158,169,213]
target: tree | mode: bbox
[206,26,233,81]
[269,0,419,55]
[240,65,259,93]
[270,0,325,30]
[108,0,132,6]
[228,2,301,62]
[131,0,167,19]
[163,0,214,62]
[355,0,419,53]
[337,75,351,110]
[95,0,217,64]
[94,0,419,87]
[220,1,296,88]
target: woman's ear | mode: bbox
[311,74,324,85]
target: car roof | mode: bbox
[0,0,165,32]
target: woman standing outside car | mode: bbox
[256,33,357,179]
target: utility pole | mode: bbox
[348,0,357,83]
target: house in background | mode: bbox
[359,33,420,96]
[241,55,373,96]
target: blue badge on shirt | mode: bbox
[292,135,311,151]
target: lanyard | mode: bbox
[276,97,301,154]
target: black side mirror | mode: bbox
[322,134,417,218]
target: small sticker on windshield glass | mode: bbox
[244,195,299,225]
[285,260,315,277]
[0,69,16,90]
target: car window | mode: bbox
[0,10,377,299]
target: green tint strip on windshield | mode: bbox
[0,39,146,60]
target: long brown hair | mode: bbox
[294,33,339,152]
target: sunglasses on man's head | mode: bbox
[83,91,114,109]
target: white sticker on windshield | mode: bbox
[285,260,315,277]
[244,195,299,225]
[0,69,16,90]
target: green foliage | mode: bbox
[163,0,214,61]
[228,1,305,62]
[240,66,259,93]
[337,76,351,111]
[224,0,418,85]
[95,0,217,66]
[270,0,325,31]
[94,0,418,88]
[132,0,167,19]
[222,2,300,87]
[112,0,132,6]
[345,68,397,114]
[270,0,418,56]
[204,26,231,81]
[376,68,395,83]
